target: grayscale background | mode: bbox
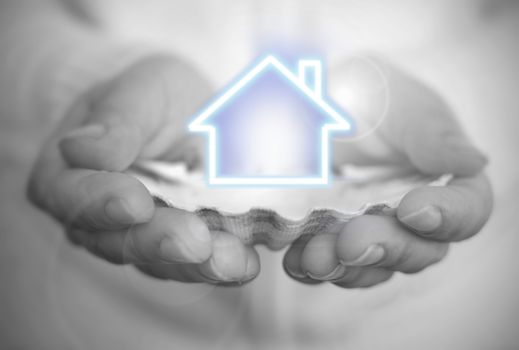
[0,0,518,349]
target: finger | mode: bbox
[67,207,212,264]
[137,243,260,285]
[300,233,346,280]
[300,233,394,287]
[336,215,449,273]
[398,173,493,241]
[27,130,155,230]
[59,56,212,171]
[283,234,323,284]
[333,59,487,177]
[332,267,393,289]
[29,166,154,230]
[197,231,256,283]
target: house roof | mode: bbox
[188,55,353,133]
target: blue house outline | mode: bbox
[188,55,355,186]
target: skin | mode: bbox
[27,55,492,287]
[27,56,260,285]
[284,58,493,287]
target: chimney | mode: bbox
[298,60,322,98]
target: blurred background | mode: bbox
[0,0,518,349]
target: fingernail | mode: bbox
[197,233,247,282]
[286,267,307,280]
[104,198,136,224]
[199,258,234,282]
[159,236,205,263]
[243,252,259,282]
[340,244,385,267]
[307,264,347,281]
[184,215,211,244]
[62,124,106,140]
[400,205,442,233]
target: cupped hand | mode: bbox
[284,58,493,287]
[27,56,260,284]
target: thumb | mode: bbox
[332,57,487,177]
[391,68,488,176]
[59,55,212,172]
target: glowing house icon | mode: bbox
[188,55,354,186]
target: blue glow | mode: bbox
[188,55,355,186]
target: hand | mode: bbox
[283,58,493,287]
[27,56,260,284]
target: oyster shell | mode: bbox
[130,161,451,250]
